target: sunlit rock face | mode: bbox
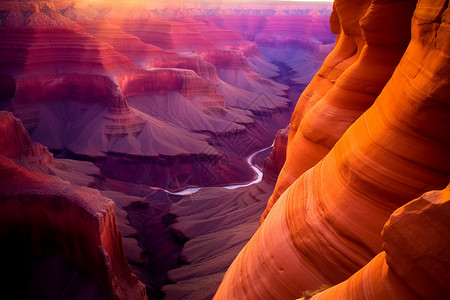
[0,111,146,300]
[302,186,450,300]
[261,0,417,222]
[0,111,53,165]
[214,0,450,298]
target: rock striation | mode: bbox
[0,111,147,299]
[301,185,450,300]
[261,0,417,222]
[214,0,450,298]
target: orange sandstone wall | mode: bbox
[261,0,417,222]
[214,0,450,298]
[303,186,450,300]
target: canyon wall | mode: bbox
[0,111,146,299]
[261,0,417,222]
[214,0,450,298]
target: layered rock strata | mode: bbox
[0,2,300,189]
[214,0,450,298]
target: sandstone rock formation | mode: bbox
[261,0,417,222]
[300,185,450,300]
[214,0,450,298]
[0,111,146,299]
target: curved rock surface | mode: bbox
[215,0,450,298]
[301,185,450,300]
[0,111,146,299]
[261,0,417,222]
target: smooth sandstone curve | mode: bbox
[260,0,417,222]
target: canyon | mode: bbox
[1,0,449,300]
[0,0,333,299]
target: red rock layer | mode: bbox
[0,111,53,165]
[214,0,450,298]
[0,9,136,113]
[260,0,417,222]
[116,19,215,51]
[78,19,164,68]
[117,69,224,105]
[303,186,450,300]
[0,112,146,299]
[0,0,55,12]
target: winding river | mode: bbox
[153,143,274,196]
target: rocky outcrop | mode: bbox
[214,0,450,298]
[261,126,289,184]
[0,111,53,165]
[301,186,450,300]
[0,111,146,299]
[77,19,165,68]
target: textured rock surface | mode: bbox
[0,112,146,300]
[301,186,450,300]
[215,0,450,298]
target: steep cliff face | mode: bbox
[261,0,417,222]
[261,127,289,184]
[0,112,146,299]
[214,0,450,298]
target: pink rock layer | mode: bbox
[214,0,450,298]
